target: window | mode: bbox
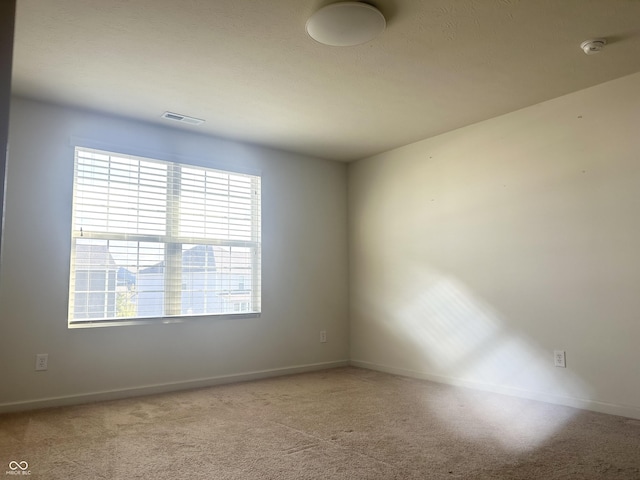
[68,147,261,326]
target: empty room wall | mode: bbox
[349,72,640,419]
[0,98,349,410]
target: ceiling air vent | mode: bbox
[161,111,205,125]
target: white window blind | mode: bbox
[68,147,261,325]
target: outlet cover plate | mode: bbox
[554,350,566,368]
[35,353,48,371]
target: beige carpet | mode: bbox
[1,367,639,479]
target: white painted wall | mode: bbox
[0,98,349,409]
[349,72,640,419]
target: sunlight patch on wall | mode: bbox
[386,270,590,451]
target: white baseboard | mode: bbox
[0,360,350,414]
[350,359,640,421]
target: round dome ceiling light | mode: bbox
[306,2,386,47]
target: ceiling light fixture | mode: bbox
[306,2,386,47]
[580,38,606,55]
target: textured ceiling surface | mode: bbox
[12,0,640,161]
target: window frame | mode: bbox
[67,143,262,328]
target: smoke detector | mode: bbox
[580,39,606,55]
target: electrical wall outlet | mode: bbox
[35,353,48,371]
[320,330,327,343]
[554,350,566,368]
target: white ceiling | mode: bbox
[11,0,640,161]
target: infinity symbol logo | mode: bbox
[8,461,28,471]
